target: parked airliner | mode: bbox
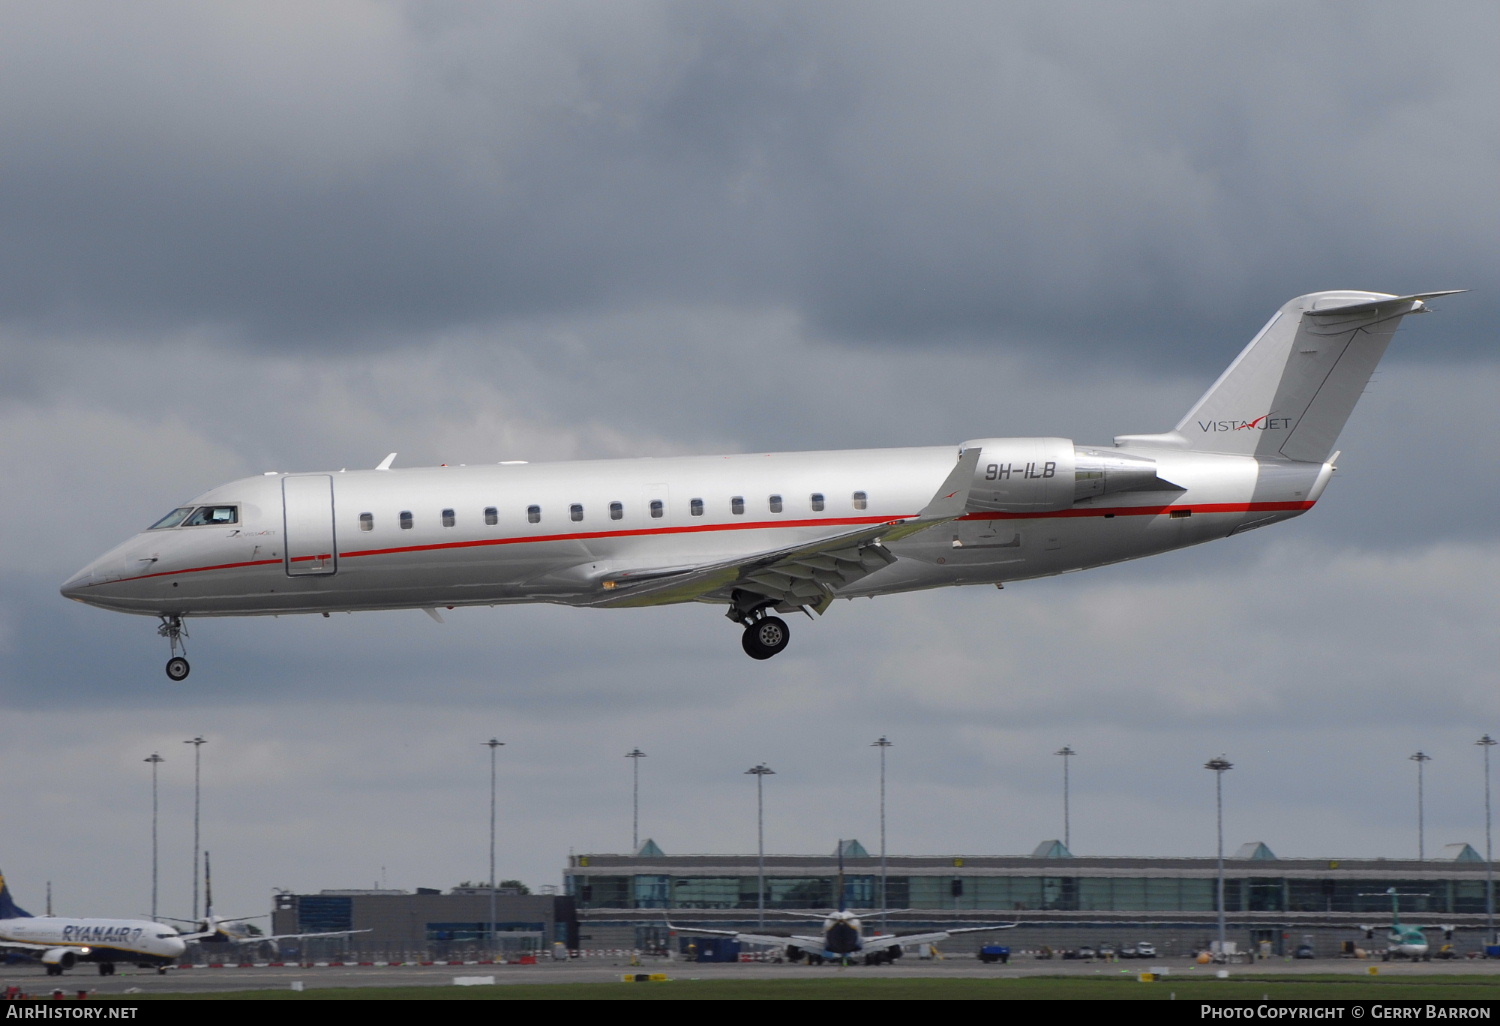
[60,291,1458,678]
[670,909,1016,965]
[0,873,185,976]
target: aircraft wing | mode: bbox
[667,921,823,950]
[217,928,371,945]
[590,448,981,613]
[862,922,1019,953]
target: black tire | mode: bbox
[741,617,790,659]
[166,657,190,681]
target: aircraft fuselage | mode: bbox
[61,442,1321,619]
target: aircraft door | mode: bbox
[282,475,337,576]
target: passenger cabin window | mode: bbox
[399,511,413,530]
[570,503,584,522]
[484,507,498,526]
[359,513,374,532]
[769,495,783,513]
[650,500,664,519]
[811,493,825,512]
[527,505,541,524]
[182,506,238,527]
[609,501,623,521]
[442,508,456,527]
[690,498,704,517]
[731,496,745,515]
[853,491,868,510]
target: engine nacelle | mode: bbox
[962,437,1076,512]
[1072,447,1176,500]
[962,438,1177,512]
[41,948,79,968]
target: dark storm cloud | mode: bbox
[2,2,1496,918]
[1,1,1492,367]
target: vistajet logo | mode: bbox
[1197,415,1292,432]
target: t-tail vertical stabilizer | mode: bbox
[1117,291,1463,461]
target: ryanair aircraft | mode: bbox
[60,291,1458,679]
[0,873,185,976]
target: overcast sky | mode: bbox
[2,0,1497,922]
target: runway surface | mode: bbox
[6,956,1500,997]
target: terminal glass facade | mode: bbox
[567,874,1490,915]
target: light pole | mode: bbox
[144,753,164,922]
[1205,756,1232,959]
[626,749,646,852]
[872,737,892,922]
[746,764,775,927]
[184,736,206,921]
[1055,746,1076,851]
[1411,751,1432,861]
[484,738,504,956]
[1479,735,1497,946]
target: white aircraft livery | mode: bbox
[672,909,1016,965]
[0,873,186,976]
[60,291,1459,679]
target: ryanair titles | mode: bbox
[59,924,143,944]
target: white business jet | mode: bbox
[0,872,186,976]
[61,291,1458,679]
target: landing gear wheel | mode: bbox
[158,616,191,679]
[741,616,790,660]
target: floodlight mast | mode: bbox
[872,736,892,925]
[1055,746,1076,851]
[1479,735,1497,946]
[746,763,775,927]
[1205,756,1233,959]
[484,738,505,954]
[1411,751,1432,861]
[626,749,647,852]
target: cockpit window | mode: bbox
[183,506,239,527]
[148,507,195,530]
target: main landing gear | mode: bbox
[729,590,791,660]
[158,615,190,681]
[741,616,790,660]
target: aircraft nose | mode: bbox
[59,566,94,601]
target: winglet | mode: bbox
[918,448,981,519]
[376,453,398,471]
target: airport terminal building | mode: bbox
[565,839,1498,958]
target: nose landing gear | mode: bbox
[158,616,190,681]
